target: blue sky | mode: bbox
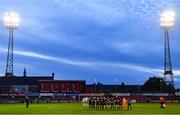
[0,0,180,87]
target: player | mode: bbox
[116,98,119,110]
[107,98,111,110]
[88,98,92,109]
[102,97,106,110]
[127,99,132,110]
[25,96,30,108]
[160,97,166,109]
[119,98,122,110]
[96,98,100,109]
[110,98,114,110]
[100,98,102,110]
[111,98,114,110]
[92,98,95,109]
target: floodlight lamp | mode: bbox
[160,10,175,28]
[3,12,20,29]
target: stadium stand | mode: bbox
[0,75,179,103]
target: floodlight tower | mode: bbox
[3,12,20,77]
[160,10,175,87]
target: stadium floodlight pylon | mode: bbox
[3,12,20,77]
[160,10,175,87]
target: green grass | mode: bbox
[0,103,180,114]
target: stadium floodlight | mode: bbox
[114,78,117,94]
[137,79,140,94]
[94,78,97,93]
[160,79,163,93]
[3,11,20,77]
[160,10,175,28]
[160,10,175,87]
[3,12,20,29]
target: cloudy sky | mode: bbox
[0,0,180,87]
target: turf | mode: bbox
[0,103,179,114]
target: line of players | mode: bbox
[88,97,132,110]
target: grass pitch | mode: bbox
[0,103,180,114]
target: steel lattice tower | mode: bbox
[3,12,19,77]
[160,11,175,87]
[5,28,14,77]
[163,27,174,86]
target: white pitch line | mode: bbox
[0,113,179,115]
[47,106,58,110]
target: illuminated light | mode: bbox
[160,10,175,28]
[3,12,20,29]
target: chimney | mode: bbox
[23,68,26,77]
[52,73,55,77]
